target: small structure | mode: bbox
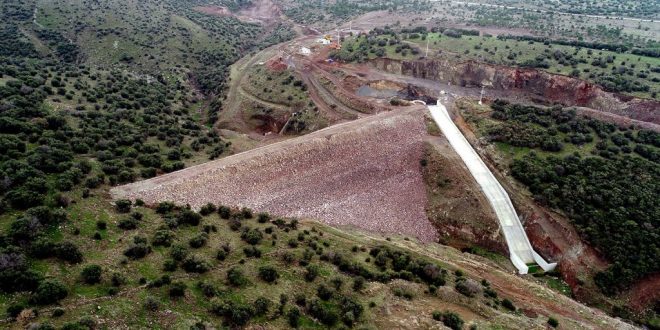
[316,38,331,45]
[300,47,311,56]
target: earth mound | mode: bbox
[113,108,439,241]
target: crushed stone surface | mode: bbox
[113,109,438,242]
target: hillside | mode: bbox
[1,0,659,329]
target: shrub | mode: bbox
[548,317,559,328]
[156,201,176,214]
[305,264,320,282]
[52,308,65,317]
[339,296,363,327]
[287,307,301,328]
[110,273,126,287]
[118,217,138,230]
[148,275,172,288]
[197,281,218,297]
[253,296,271,316]
[144,296,159,311]
[317,284,333,300]
[444,312,464,330]
[282,251,295,264]
[123,236,151,259]
[32,280,68,305]
[181,255,211,273]
[169,281,186,298]
[502,298,516,311]
[227,267,248,287]
[210,299,254,326]
[189,232,209,248]
[6,303,25,319]
[30,323,56,330]
[177,209,202,226]
[218,205,231,219]
[163,259,177,271]
[243,246,262,258]
[96,221,107,230]
[353,276,366,291]
[331,277,343,291]
[216,249,228,261]
[53,241,83,263]
[199,203,216,215]
[258,266,279,283]
[229,218,242,231]
[141,167,157,178]
[152,229,174,247]
[241,228,263,245]
[240,207,253,219]
[257,212,271,223]
[170,244,188,261]
[81,264,102,284]
[455,278,481,297]
[294,293,307,307]
[392,286,415,300]
[307,299,338,326]
[115,199,132,213]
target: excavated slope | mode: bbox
[371,58,660,124]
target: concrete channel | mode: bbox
[427,100,557,274]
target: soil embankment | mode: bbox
[113,107,439,242]
[371,58,660,125]
[422,137,507,254]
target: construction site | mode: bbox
[112,4,660,328]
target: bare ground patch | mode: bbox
[112,107,438,242]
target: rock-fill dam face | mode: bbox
[370,58,659,125]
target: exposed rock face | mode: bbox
[370,58,659,124]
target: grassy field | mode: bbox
[428,1,660,47]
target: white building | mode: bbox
[316,38,331,45]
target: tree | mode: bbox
[177,209,202,226]
[304,264,320,282]
[353,276,366,291]
[241,228,263,245]
[181,255,211,273]
[253,296,271,316]
[54,241,83,263]
[287,307,301,328]
[169,281,186,298]
[258,266,279,283]
[502,298,516,311]
[81,264,102,284]
[115,199,132,213]
[227,267,248,287]
[32,280,68,305]
[439,311,464,330]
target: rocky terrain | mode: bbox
[371,58,660,125]
[113,107,439,242]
